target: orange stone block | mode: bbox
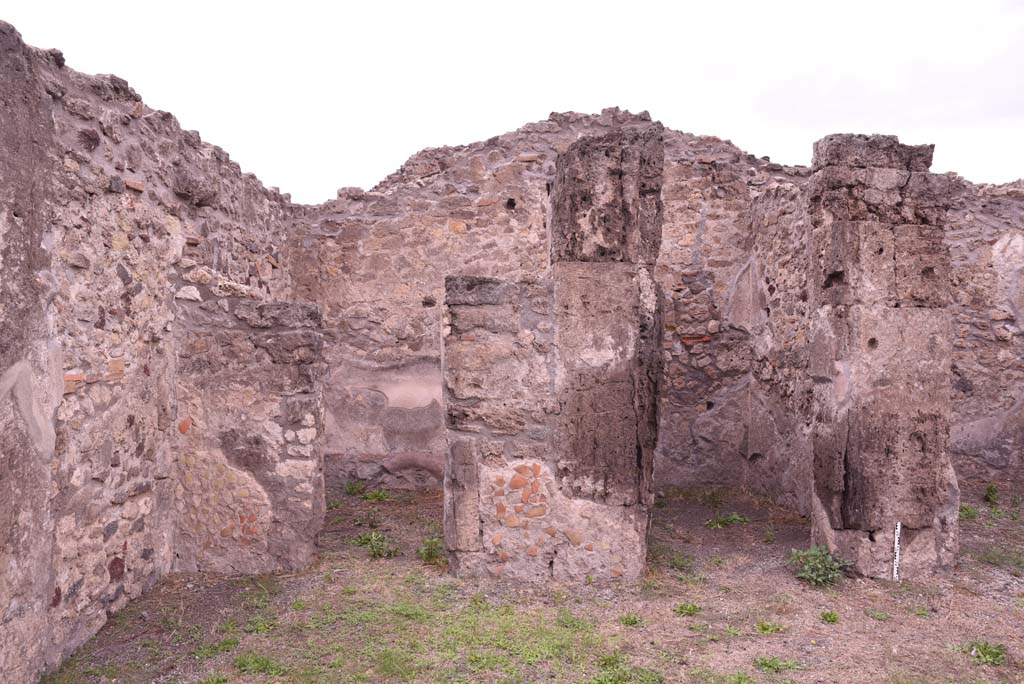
[508,473,529,489]
[564,529,584,546]
[494,476,505,487]
[178,417,192,434]
[496,502,506,516]
[514,465,532,476]
[525,505,547,518]
[544,527,557,537]
[491,533,503,546]
[530,479,539,493]
[526,544,538,557]
[610,566,624,577]
[514,504,524,513]
[504,514,520,528]
[124,179,145,192]
[531,463,541,476]
[63,371,85,394]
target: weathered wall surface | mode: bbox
[442,124,665,582]
[0,22,324,683]
[946,181,1024,482]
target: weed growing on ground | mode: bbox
[690,671,754,684]
[618,613,644,627]
[959,504,979,520]
[789,545,845,586]
[416,534,445,565]
[362,488,391,501]
[820,610,839,624]
[705,512,749,529]
[753,656,801,673]
[755,620,785,634]
[673,602,701,616]
[352,531,399,558]
[200,676,228,684]
[234,651,285,675]
[984,483,1000,506]
[590,653,663,683]
[191,637,239,660]
[243,614,276,633]
[343,481,366,496]
[865,609,890,621]
[965,640,1006,665]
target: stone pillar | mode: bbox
[442,124,664,582]
[806,134,959,578]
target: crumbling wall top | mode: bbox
[812,134,934,172]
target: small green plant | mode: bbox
[984,483,1000,506]
[865,609,890,621]
[913,606,930,617]
[590,653,663,684]
[192,636,239,660]
[243,615,276,633]
[200,676,228,684]
[343,481,366,496]
[966,640,1006,665]
[762,526,776,544]
[556,608,590,631]
[755,620,785,634]
[618,613,644,627]
[959,504,979,520]
[673,602,701,616]
[753,656,801,673]
[705,512,749,529]
[361,488,390,501]
[326,500,343,510]
[291,599,306,610]
[352,531,399,558]
[234,651,285,675]
[691,672,753,684]
[416,534,445,565]
[789,545,845,586]
[820,610,839,624]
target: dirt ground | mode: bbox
[43,477,1024,684]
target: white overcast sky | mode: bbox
[6,0,1023,204]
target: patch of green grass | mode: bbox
[977,545,1024,575]
[291,598,307,610]
[590,653,663,683]
[790,545,845,586]
[416,534,446,565]
[234,651,285,675]
[371,646,421,678]
[966,640,1006,665]
[865,609,890,621]
[192,636,240,660]
[618,613,644,627]
[200,676,228,684]
[673,602,701,616]
[959,504,979,520]
[753,656,801,673]
[344,481,366,496]
[243,614,277,633]
[352,530,399,558]
[326,499,344,510]
[555,608,591,631]
[755,620,785,634]
[690,671,754,684]
[984,483,1000,506]
[361,488,391,502]
[820,610,839,624]
[704,512,749,529]
[912,606,930,617]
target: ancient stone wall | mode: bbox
[442,124,665,582]
[0,22,324,683]
[946,181,1024,482]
